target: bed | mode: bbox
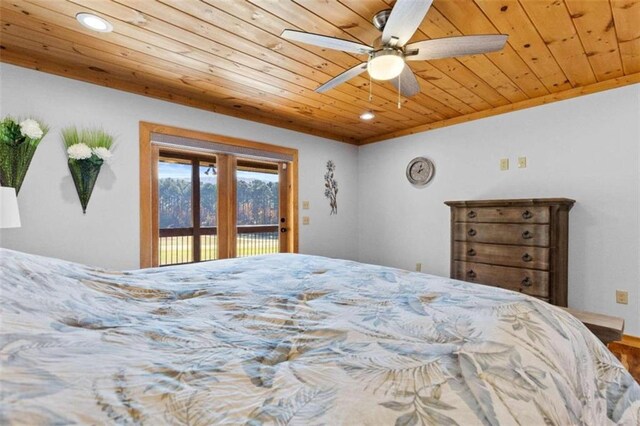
[1,248,638,425]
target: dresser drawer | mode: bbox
[453,223,550,246]
[453,243,550,270]
[454,206,550,224]
[453,261,549,297]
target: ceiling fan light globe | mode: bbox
[367,52,405,81]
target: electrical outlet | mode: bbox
[518,157,527,168]
[302,216,310,225]
[500,158,509,171]
[616,290,628,304]
[416,262,422,272]
[302,201,310,210]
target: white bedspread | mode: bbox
[1,249,638,425]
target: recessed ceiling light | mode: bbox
[360,112,375,120]
[76,13,113,33]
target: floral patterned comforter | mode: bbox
[1,248,638,425]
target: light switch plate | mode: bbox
[500,158,509,171]
[302,201,310,210]
[416,262,422,272]
[518,157,527,168]
[616,290,628,304]
[302,216,310,225]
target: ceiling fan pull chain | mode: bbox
[368,71,373,102]
[397,72,401,109]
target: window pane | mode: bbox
[200,163,217,228]
[158,158,193,266]
[236,169,279,225]
[236,165,279,258]
[158,159,192,229]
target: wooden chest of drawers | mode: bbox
[445,198,575,306]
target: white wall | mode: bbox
[0,63,359,269]
[358,84,640,334]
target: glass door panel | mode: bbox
[199,161,218,261]
[155,152,292,266]
[236,160,279,257]
[158,157,193,265]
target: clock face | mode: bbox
[406,157,435,186]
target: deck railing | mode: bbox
[159,224,278,266]
[236,225,279,258]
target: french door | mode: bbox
[139,122,297,268]
[155,152,291,266]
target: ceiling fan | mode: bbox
[281,0,508,98]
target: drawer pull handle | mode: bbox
[522,253,533,262]
[468,228,477,237]
[522,230,533,239]
[521,277,532,287]
[467,249,476,256]
[467,270,477,279]
[522,210,533,220]
[467,210,477,219]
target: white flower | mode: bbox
[67,143,92,160]
[92,147,112,161]
[19,119,44,140]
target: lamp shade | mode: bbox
[0,187,21,228]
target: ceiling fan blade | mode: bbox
[281,29,373,55]
[316,63,368,93]
[382,0,433,47]
[405,35,508,61]
[390,66,421,97]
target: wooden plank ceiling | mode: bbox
[1,0,639,145]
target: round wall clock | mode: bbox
[406,157,435,186]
